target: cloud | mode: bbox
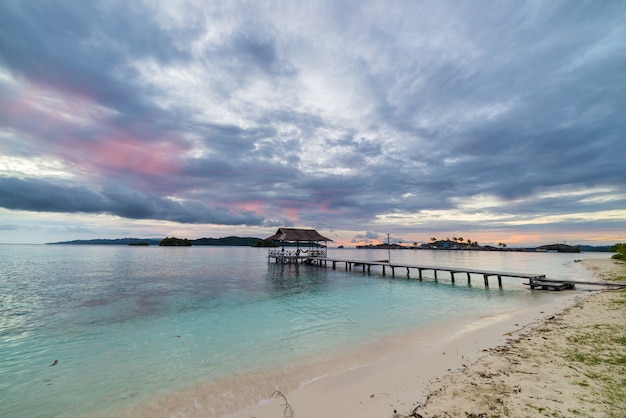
[0,221,18,231]
[62,226,95,234]
[0,177,264,225]
[351,231,380,243]
[0,0,624,244]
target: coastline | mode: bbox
[400,258,626,418]
[234,258,625,418]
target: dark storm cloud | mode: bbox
[0,178,263,225]
[0,0,624,240]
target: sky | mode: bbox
[0,0,625,247]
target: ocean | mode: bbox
[0,245,607,417]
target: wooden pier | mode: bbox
[303,256,546,287]
[267,254,626,290]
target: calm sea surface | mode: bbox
[0,245,608,417]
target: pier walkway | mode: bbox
[306,256,545,287]
[268,254,626,290]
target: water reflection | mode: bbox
[265,263,330,296]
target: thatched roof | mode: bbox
[265,228,333,242]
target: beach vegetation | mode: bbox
[610,243,626,259]
[568,348,602,365]
[610,290,626,305]
[536,408,568,418]
[564,320,626,415]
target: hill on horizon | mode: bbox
[47,236,264,246]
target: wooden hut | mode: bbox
[265,228,332,263]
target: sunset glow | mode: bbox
[0,1,624,246]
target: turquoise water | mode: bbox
[0,245,606,417]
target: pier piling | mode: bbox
[267,254,626,291]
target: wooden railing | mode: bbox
[268,248,327,260]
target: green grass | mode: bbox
[610,289,626,304]
[563,297,626,417]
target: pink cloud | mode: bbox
[4,82,192,179]
[235,199,268,213]
[83,133,184,176]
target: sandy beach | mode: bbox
[234,258,625,418]
[401,258,626,418]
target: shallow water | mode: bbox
[0,245,607,417]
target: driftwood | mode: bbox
[271,391,294,418]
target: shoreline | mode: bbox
[233,258,624,418]
[400,258,626,417]
[232,293,585,417]
[117,298,571,418]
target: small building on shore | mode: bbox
[265,228,333,263]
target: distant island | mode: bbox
[159,237,192,246]
[47,237,612,252]
[47,238,164,245]
[358,239,612,253]
[47,236,265,246]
